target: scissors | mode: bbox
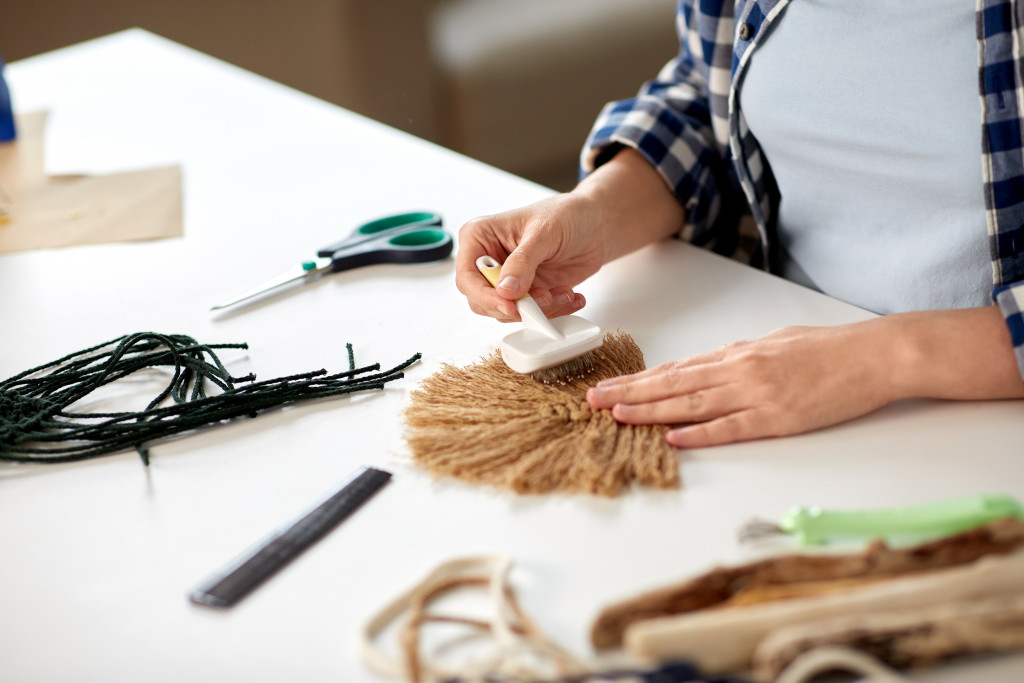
[211,211,451,311]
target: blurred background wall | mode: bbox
[0,0,678,191]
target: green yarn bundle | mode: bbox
[0,332,419,465]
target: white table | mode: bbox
[2,30,1023,683]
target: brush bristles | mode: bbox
[529,351,597,385]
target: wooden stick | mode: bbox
[755,594,1024,682]
[623,551,1024,674]
[590,518,1024,650]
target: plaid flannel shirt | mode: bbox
[582,0,1024,377]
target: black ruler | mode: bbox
[189,466,392,608]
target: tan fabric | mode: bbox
[404,332,678,496]
[0,111,182,254]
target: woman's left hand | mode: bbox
[586,321,905,447]
[587,307,1024,448]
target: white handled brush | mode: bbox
[475,255,604,384]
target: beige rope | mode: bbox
[774,647,908,683]
[360,556,589,683]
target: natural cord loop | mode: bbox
[360,554,755,683]
[0,332,420,465]
[360,555,590,683]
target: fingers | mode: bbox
[496,240,545,299]
[455,207,587,321]
[590,371,783,448]
[666,410,770,448]
[481,291,586,322]
[586,359,728,409]
[584,344,781,447]
[593,345,740,389]
[610,385,744,424]
[458,279,585,321]
[455,216,509,316]
[455,192,606,322]
[530,288,586,319]
[455,220,520,318]
[586,324,900,448]
[586,361,740,426]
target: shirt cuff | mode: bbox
[994,282,1024,380]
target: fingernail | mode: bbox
[497,302,513,317]
[533,293,552,306]
[497,276,519,293]
[555,293,572,305]
[666,428,691,448]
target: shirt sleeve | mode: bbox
[579,5,730,244]
[993,283,1024,380]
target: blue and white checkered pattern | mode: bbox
[583,0,1024,378]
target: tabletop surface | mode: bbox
[2,29,1023,683]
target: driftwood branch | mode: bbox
[591,518,1024,650]
[754,594,1024,682]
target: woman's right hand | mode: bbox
[455,147,687,322]
[455,192,608,322]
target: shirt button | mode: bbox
[739,23,753,40]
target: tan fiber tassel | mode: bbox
[404,332,678,496]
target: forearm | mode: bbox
[586,305,1024,448]
[573,147,685,264]
[878,306,1024,401]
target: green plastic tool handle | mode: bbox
[779,493,1024,545]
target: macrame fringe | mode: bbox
[404,332,678,496]
[0,332,419,465]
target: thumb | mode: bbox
[495,245,542,299]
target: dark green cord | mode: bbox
[0,332,420,465]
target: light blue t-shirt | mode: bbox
[739,0,991,314]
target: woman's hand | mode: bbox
[455,148,686,322]
[586,308,1024,448]
[455,192,607,321]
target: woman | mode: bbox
[455,0,1024,448]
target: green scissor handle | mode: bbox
[353,211,441,236]
[316,211,442,256]
[779,493,1024,545]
